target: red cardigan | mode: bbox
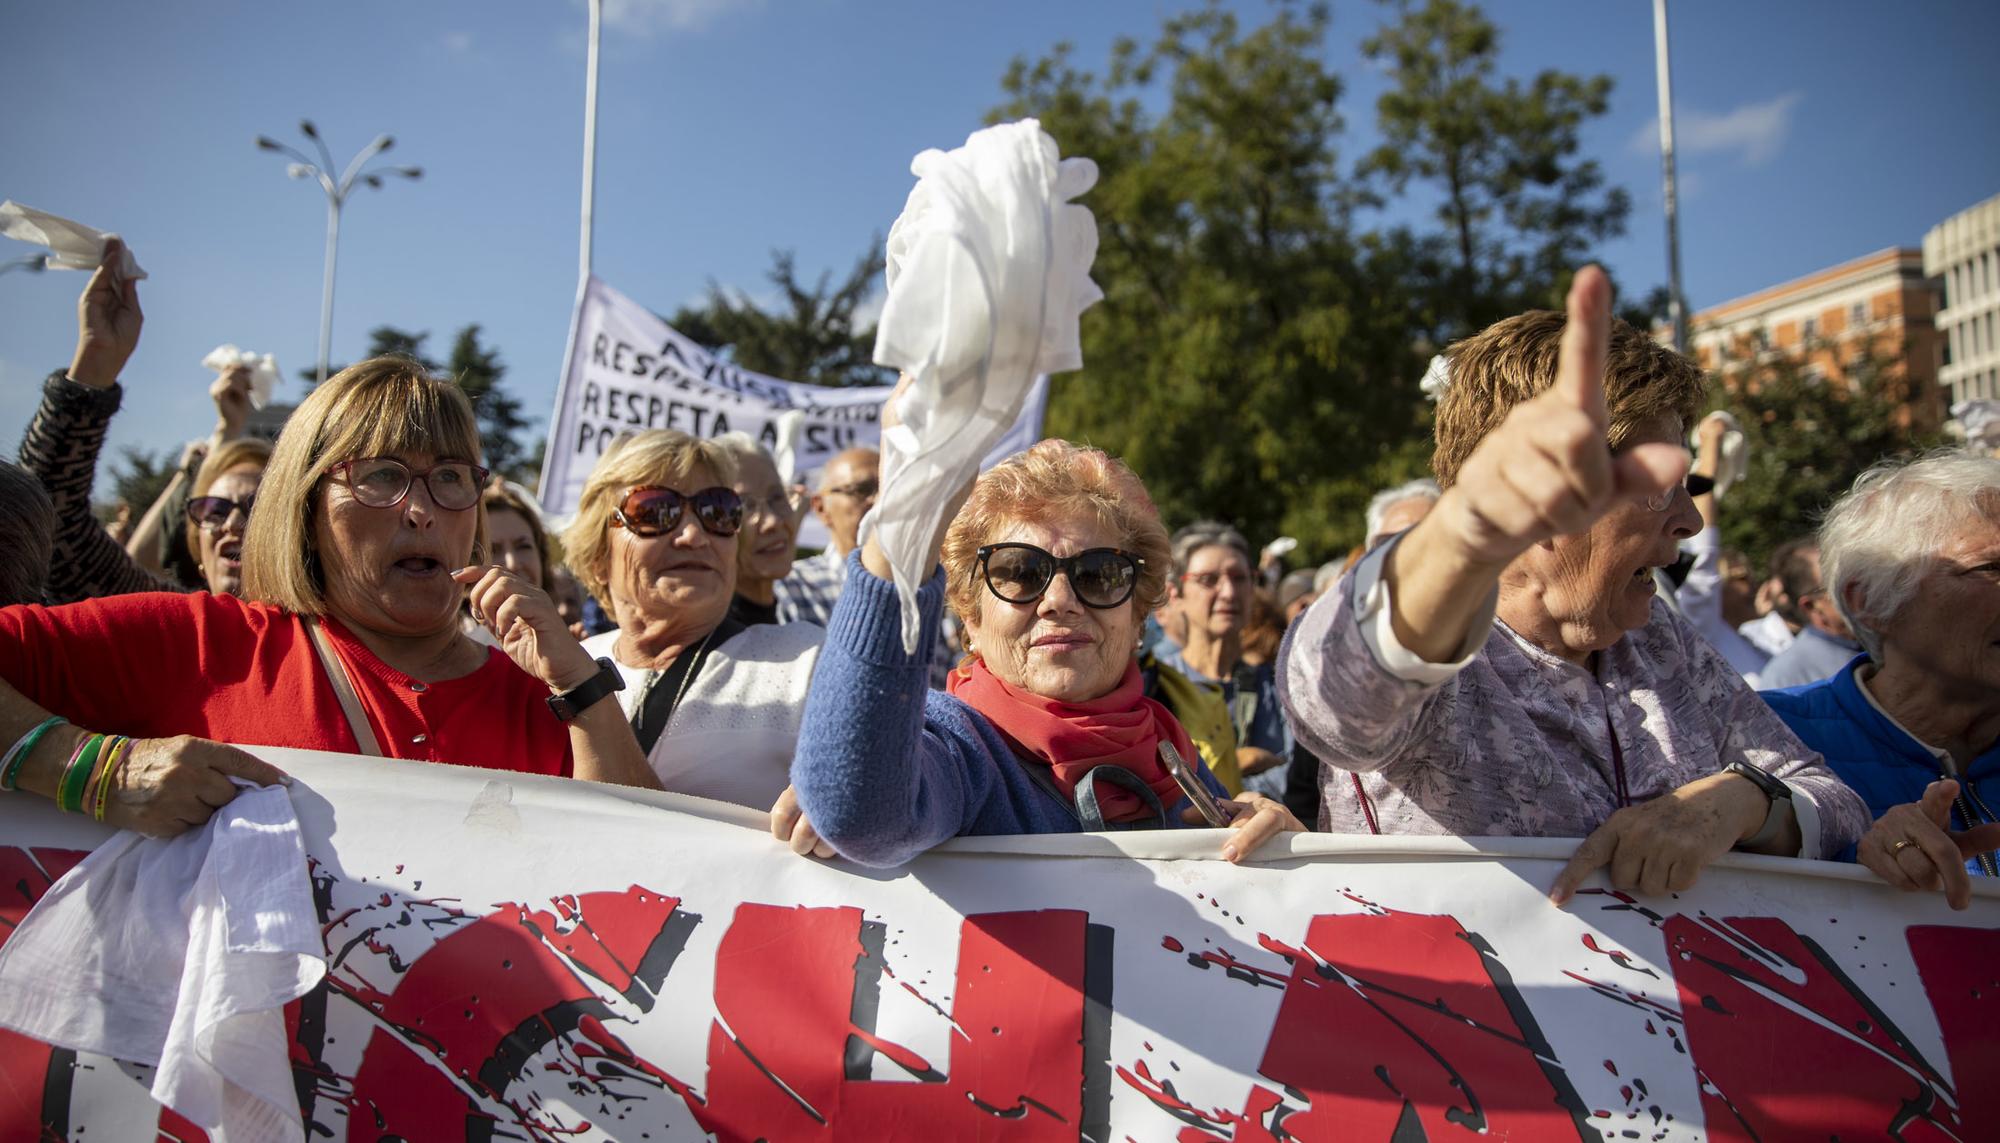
[0,592,571,776]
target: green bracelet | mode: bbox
[0,716,66,792]
[57,734,105,814]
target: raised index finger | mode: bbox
[1553,266,1612,428]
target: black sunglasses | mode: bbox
[976,543,1144,609]
[186,495,254,530]
[612,485,744,538]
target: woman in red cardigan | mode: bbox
[0,253,657,836]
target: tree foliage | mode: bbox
[1709,342,1943,571]
[1360,0,1629,342]
[986,0,1627,559]
[319,325,537,483]
[103,447,175,521]
[669,246,892,389]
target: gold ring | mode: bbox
[1890,839,1915,854]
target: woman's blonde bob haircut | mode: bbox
[559,429,740,608]
[240,356,486,614]
[941,439,1170,643]
[183,437,274,565]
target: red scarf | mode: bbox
[948,657,1197,824]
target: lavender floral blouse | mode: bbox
[1278,544,1867,857]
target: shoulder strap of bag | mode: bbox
[1003,742,1168,832]
[631,616,747,756]
[307,617,384,757]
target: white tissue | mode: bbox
[869,119,1103,652]
[201,344,281,410]
[0,200,146,279]
[771,409,806,487]
[1692,410,1749,499]
[1419,354,1451,401]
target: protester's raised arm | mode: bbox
[67,239,142,389]
[1383,267,1686,662]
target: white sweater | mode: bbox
[584,622,823,811]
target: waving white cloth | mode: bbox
[0,200,147,279]
[869,119,1103,651]
[0,782,323,1143]
[202,344,282,410]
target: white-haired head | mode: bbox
[1819,449,2000,660]
[711,430,777,467]
[1365,478,1443,548]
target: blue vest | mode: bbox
[1763,656,2000,871]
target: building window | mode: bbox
[1988,312,1996,357]
[1851,301,1867,327]
[1803,316,1817,342]
[1984,251,1994,296]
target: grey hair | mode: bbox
[0,462,56,606]
[1819,449,2000,659]
[1365,478,1442,545]
[711,431,776,468]
[1169,520,1251,580]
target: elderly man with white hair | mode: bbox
[1363,477,1442,550]
[1764,451,2000,910]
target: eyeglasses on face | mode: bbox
[1642,473,1714,513]
[186,495,254,531]
[740,489,795,521]
[976,543,1144,609]
[823,478,879,501]
[1181,568,1252,591]
[329,457,488,511]
[612,485,744,538]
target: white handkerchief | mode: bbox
[0,781,323,1143]
[1691,410,1749,499]
[202,344,281,410]
[0,200,146,279]
[870,119,1103,652]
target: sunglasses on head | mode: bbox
[976,543,1144,609]
[612,485,744,538]
[186,495,254,531]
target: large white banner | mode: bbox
[3,748,1996,1141]
[540,276,1049,548]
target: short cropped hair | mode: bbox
[481,480,553,592]
[241,357,486,614]
[1364,478,1442,544]
[183,437,273,566]
[1168,521,1252,582]
[1771,537,1822,626]
[1819,450,2000,659]
[560,429,739,608]
[1432,310,1707,489]
[941,439,1171,637]
[0,461,55,606]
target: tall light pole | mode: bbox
[1653,0,1688,354]
[257,121,422,385]
[579,0,602,284]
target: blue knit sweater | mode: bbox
[1763,657,2000,868]
[792,552,1228,868]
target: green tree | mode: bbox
[1360,0,1629,342]
[1710,341,1943,569]
[669,246,892,388]
[989,1,1426,559]
[102,446,176,522]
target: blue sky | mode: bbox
[4,0,1995,495]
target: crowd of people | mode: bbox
[3,248,1996,912]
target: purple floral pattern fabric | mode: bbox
[1277,563,1868,856]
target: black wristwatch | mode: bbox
[547,657,625,722]
[1723,760,1792,848]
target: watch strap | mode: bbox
[1724,760,1791,848]
[548,657,625,722]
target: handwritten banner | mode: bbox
[539,276,1047,547]
[2,747,1995,1140]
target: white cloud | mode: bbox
[443,31,474,54]
[597,0,763,35]
[1628,91,1803,166]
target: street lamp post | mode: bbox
[256,121,422,385]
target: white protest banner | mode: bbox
[540,276,1048,548]
[2,748,1995,1141]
